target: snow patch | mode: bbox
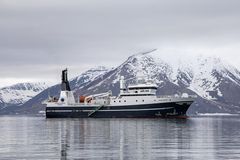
[0,82,48,105]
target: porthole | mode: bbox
[124,100,126,102]
[136,100,138,102]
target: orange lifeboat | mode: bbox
[79,96,86,103]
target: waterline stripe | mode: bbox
[46,107,174,112]
[97,107,174,111]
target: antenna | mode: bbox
[48,87,50,98]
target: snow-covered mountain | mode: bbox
[120,50,240,100]
[2,50,240,114]
[70,66,111,90]
[0,82,48,107]
[74,49,240,114]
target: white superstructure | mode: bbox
[106,76,195,106]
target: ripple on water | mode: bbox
[0,116,239,160]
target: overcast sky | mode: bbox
[0,0,240,87]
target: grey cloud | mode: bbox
[0,0,240,86]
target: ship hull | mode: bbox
[46,101,193,118]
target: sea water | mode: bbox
[0,115,239,160]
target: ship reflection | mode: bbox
[57,117,240,159]
[60,120,70,160]
[58,118,192,159]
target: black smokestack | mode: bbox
[61,68,71,91]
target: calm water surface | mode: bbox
[0,115,239,160]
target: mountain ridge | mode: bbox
[1,50,240,115]
[0,82,48,108]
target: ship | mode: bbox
[45,69,196,118]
